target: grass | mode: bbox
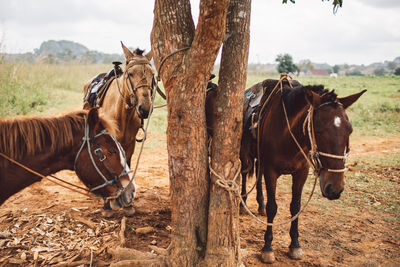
[1,63,399,224]
[1,64,399,137]
[0,63,108,117]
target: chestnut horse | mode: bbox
[240,78,366,263]
[83,42,154,166]
[0,108,136,215]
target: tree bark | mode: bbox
[151,0,230,266]
[205,0,251,266]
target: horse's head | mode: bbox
[121,42,154,119]
[305,86,366,200]
[74,108,136,211]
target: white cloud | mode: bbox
[0,0,399,65]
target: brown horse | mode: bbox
[83,42,154,166]
[240,78,366,263]
[0,108,136,215]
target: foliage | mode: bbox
[275,53,299,74]
[333,64,340,74]
[346,70,363,76]
[394,67,400,76]
[298,59,314,73]
[282,0,343,13]
[374,68,386,76]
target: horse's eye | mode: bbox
[108,149,117,155]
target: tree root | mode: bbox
[109,246,167,267]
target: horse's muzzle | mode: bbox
[109,183,136,209]
[319,174,344,200]
[137,105,149,119]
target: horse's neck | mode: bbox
[281,93,311,150]
[0,129,83,205]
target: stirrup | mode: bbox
[250,113,258,139]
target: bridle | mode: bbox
[74,116,131,194]
[114,57,156,111]
[302,101,349,175]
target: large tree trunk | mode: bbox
[151,0,230,265]
[205,0,251,265]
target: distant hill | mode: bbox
[2,40,124,64]
[1,40,399,76]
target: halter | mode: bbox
[115,57,155,110]
[74,116,131,193]
[303,102,349,175]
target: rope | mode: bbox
[241,74,291,199]
[210,161,318,227]
[154,47,191,100]
[127,76,158,185]
[213,73,319,227]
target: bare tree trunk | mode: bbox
[204,0,251,266]
[151,0,229,265]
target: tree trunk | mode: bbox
[151,0,230,266]
[205,0,251,266]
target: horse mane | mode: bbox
[134,48,145,56]
[282,84,338,114]
[0,110,117,167]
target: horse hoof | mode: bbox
[261,251,275,264]
[289,247,303,260]
[123,206,135,217]
[101,209,116,218]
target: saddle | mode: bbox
[84,62,123,108]
[243,78,302,140]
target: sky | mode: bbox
[0,0,399,65]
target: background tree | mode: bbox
[298,59,314,74]
[333,64,340,74]
[394,67,400,76]
[374,67,385,76]
[275,53,299,74]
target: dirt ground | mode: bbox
[0,134,399,266]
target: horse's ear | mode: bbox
[87,107,100,132]
[121,41,134,61]
[145,50,153,61]
[337,89,367,109]
[304,86,321,108]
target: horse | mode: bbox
[239,78,366,263]
[83,42,154,167]
[0,108,137,216]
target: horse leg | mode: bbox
[240,171,248,215]
[125,143,135,168]
[255,163,266,216]
[288,168,308,260]
[261,169,278,264]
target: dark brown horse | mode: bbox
[0,108,136,216]
[83,42,154,167]
[240,78,366,263]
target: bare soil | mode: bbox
[0,134,399,266]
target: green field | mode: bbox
[1,63,399,222]
[1,64,399,137]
